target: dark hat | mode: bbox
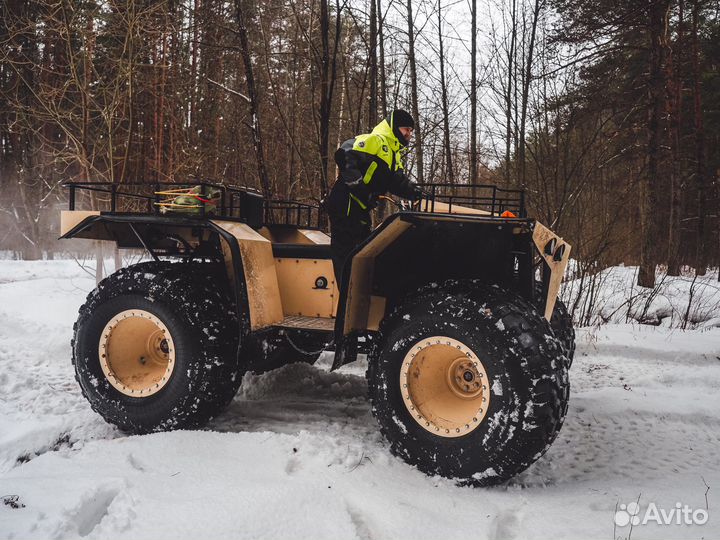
[389,109,414,146]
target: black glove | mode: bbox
[413,187,431,201]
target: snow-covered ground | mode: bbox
[1,260,719,540]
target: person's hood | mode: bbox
[371,119,404,150]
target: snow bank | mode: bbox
[562,265,720,328]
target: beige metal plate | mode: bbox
[532,222,572,320]
[417,200,491,216]
[213,221,284,330]
[343,219,412,334]
[60,210,101,236]
[276,316,335,331]
[274,258,337,318]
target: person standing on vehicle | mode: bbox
[327,109,421,284]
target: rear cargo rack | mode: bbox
[63,181,322,229]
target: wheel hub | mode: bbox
[400,336,490,438]
[98,309,176,397]
[447,357,484,399]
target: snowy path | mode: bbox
[1,261,719,540]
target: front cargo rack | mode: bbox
[416,183,526,217]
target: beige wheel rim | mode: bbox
[98,309,176,397]
[400,336,490,438]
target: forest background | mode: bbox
[1,0,718,293]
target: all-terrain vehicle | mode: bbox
[60,181,574,485]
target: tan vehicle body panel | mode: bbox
[60,210,210,246]
[339,205,571,329]
[214,221,285,330]
[60,211,101,237]
[343,219,412,334]
[532,222,572,319]
[416,200,491,216]
[60,208,570,333]
[274,258,337,318]
[213,221,337,330]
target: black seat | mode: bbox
[271,243,332,259]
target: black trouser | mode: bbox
[329,212,371,287]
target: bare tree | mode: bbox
[406,0,424,183]
[369,0,378,127]
[469,0,478,184]
[377,0,389,118]
[324,0,343,197]
[505,0,518,185]
[234,0,271,198]
[436,0,453,183]
[517,0,543,188]
[640,0,672,288]
[691,0,708,276]
[666,0,684,276]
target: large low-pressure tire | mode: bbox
[367,280,570,486]
[534,281,576,367]
[72,261,242,434]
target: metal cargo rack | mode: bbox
[63,181,322,229]
[416,183,526,217]
[63,181,526,229]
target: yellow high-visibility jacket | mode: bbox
[330,117,419,218]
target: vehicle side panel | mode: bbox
[274,258,337,318]
[60,210,100,237]
[213,221,285,330]
[532,222,572,319]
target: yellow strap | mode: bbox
[154,189,194,196]
[349,193,367,211]
[154,202,204,208]
[363,161,378,184]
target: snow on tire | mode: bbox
[367,280,570,486]
[533,281,576,368]
[72,261,242,434]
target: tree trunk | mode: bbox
[504,0,517,185]
[317,0,342,199]
[667,0,683,276]
[406,0,424,184]
[336,29,349,148]
[234,0,272,198]
[437,0,453,183]
[518,0,543,189]
[374,0,389,223]
[157,32,167,180]
[368,0,378,129]
[640,0,671,288]
[469,0,477,185]
[377,0,388,118]
[691,0,707,276]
